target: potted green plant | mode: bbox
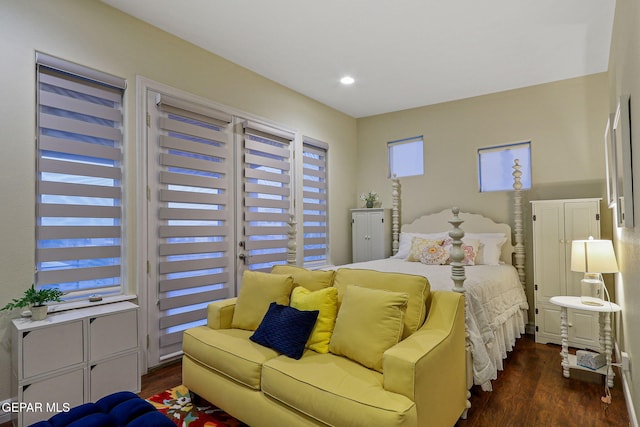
[360,191,379,208]
[1,284,64,320]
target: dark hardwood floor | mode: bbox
[455,334,629,427]
[2,334,629,427]
[139,335,630,427]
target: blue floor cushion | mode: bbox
[28,391,174,427]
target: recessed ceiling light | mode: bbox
[340,76,355,85]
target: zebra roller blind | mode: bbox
[242,122,294,271]
[155,94,233,357]
[36,53,126,299]
[302,139,329,265]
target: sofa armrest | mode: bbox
[207,298,237,329]
[383,291,466,425]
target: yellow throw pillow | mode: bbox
[231,271,294,331]
[333,268,429,339]
[271,265,336,291]
[290,286,339,353]
[407,237,447,264]
[329,285,408,372]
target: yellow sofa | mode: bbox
[182,267,467,427]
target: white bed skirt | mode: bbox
[478,306,528,391]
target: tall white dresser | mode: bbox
[351,208,391,263]
[531,198,602,350]
[11,301,140,427]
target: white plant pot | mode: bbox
[31,305,48,321]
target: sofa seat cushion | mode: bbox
[183,326,279,389]
[262,352,416,427]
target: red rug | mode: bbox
[147,385,247,427]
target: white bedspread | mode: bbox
[333,259,529,390]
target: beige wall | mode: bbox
[0,0,357,403]
[608,0,640,423]
[356,73,610,320]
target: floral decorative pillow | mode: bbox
[407,237,448,265]
[392,232,449,259]
[442,238,480,266]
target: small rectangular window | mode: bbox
[388,136,424,178]
[478,141,531,192]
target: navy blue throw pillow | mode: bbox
[250,302,319,359]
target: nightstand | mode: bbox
[550,296,621,387]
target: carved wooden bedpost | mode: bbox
[287,214,297,265]
[512,160,526,291]
[448,207,471,417]
[391,175,401,256]
[448,207,467,294]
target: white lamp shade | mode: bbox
[571,239,619,273]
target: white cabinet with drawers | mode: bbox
[11,301,140,427]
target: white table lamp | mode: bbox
[570,237,619,306]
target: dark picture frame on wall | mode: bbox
[613,95,634,228]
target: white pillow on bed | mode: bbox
[464,233,507,265]
[443,238,481,265]
[392,232,449,259]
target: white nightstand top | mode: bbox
[550,295,621,313]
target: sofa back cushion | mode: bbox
[271,265,336,291]
[329,285,408,372]
[333,268,430,339]
[231,271,293,331]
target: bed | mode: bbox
[333,160,529,394]
[338,208,529,393]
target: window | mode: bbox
[35,53,126,300]
[478,141,531,192]
[388,136,424,178]
[302,138,329,266]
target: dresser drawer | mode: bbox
[22,320,84,379]
[20,368,85,426]
[89,309,138,361]
[90,351,139,400]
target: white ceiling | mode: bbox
[102,0,616,118]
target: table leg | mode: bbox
[602,312,615,388]
[599,312,605,351]
[560,306,570,378]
